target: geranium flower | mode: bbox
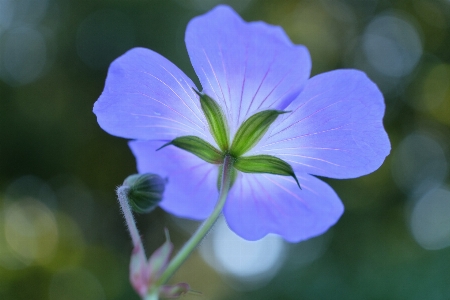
[94,5,390,242]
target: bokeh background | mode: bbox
[1,0,450,299]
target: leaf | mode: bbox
[194,89,229,151]
[230,110,287,157]
[157,136,224,164]
[234,155,301,189]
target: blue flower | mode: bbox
[94,5,390,242]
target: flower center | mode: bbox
[157,91,300,189]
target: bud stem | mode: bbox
[117,186,144,250]
[156,155,234,286]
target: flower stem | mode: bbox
[157,155,234,285]
[144,291,159,300]
[117,186,144,250]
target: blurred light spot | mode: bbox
[391,133,447,195]
[76,10,135,70]
[55,178,94,233]
[0,200,25,270]
[200,218,285,289]
[0,0,14,32]
[320,0,357,24]
[170,215,201,235]
[49,267,105,300]
[414,64,450,112]
[342,0,378,16]
[174,0,253,12]
[285,232,331,269]
[82,247,126,299]
[4,199,58,266]
[410,187,450,250]
[409,63,450,125]
[0,26,47,86]
[5,175,57,209]
[275,2,342,73]
[47,212,86,271]
[363,13,422,78]
[9,0,49,26]
[413,0,448,28]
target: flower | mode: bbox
[94,5,390,242]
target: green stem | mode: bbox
[156,155,234,286]
[144,291,159,300]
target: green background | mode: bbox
[1,0,450,299]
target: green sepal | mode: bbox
[148,229,173,280]
[217,164,238,191]
[157,136,224,164]
[234,155,301,189]
[194,89,229,152]
[230,110,288,157]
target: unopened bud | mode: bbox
[123,173,166,213]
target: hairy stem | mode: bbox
[117,186,144,250]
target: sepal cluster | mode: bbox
[161,91,301,189]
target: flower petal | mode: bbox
[185,5,311,135]
[254,69,391,179]
[223,173,344,242]
[94,47,212,142]
[129,140,219,219]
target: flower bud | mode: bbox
[123,173,166,213]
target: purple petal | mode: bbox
[253,69,391,179]
[223,173,344,242]
[94,47,212,142]
[185,5,311,135]
[129,140,219,219]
